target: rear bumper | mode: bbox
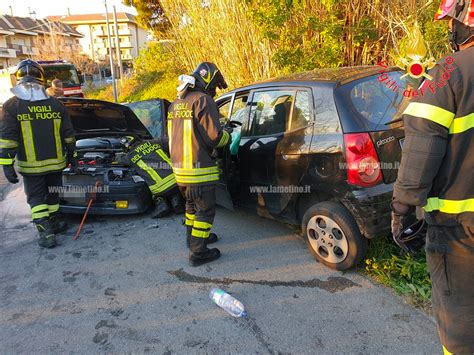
[341,183,393,239]
[59,181,152,215]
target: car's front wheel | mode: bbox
[302,201,368,270]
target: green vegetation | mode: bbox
[86,0,450,103]
[365,237,431,308]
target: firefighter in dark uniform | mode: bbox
[392,1,474,353]
[0,60,76,248]
[168,62,231,266]
[118,136,184,218]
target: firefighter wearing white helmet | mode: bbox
[392,1,474,353]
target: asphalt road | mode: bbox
[0,184,440,354]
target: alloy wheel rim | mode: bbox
[306,215,349,264]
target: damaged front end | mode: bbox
[60,136,152,214]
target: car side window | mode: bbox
[289,91,312,131]
[218,99,232,125]
[229,95,248,125]
[246,90,295,137]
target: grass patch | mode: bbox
[365,236,432,310]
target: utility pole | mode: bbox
[112,6,124,84]
[104,0,118,103]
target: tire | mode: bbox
[302,201,368,270]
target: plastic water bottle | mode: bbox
[209,288,247,317]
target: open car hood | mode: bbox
[59,98,153,139]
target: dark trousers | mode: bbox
[426,224,474,354]
[23,172,62,222]
[180,185,216,240]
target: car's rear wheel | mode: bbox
[302,201,367,270]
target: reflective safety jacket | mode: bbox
[120,139,177,196]
[167,90,230,186]
[394,47,474,227]
[0,96,75,175]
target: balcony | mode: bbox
[119,40,133,48]
[21,46,38,56]
[0,48,17,58]
[118,28,132,36]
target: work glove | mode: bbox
[390,200,413,238]
[3,164,19,184]
[185,186,202,201]
[66,143,78,169]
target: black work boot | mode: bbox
[189,236,220,267]
[186,227,218,248]
[151,197,171,218]
[170,193,185,214]
[34,217,57,248]
[49,213,68,234]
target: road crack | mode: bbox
[167,269,360,293]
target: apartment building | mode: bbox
[48,13,148,65]
[0,15,82,69]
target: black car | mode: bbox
[58,98,169,215]
[214,66,413,270]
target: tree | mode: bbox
[122,0,170,37]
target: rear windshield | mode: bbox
[335,71,419,132]
[43,65,80,88]
[124,99,164,138]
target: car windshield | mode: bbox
[43,65,81,88]
[124,99,164,138]
[336,71,419,132]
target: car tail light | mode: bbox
[343,133,382,187]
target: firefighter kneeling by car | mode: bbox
[118,136,184,218]
[0,59,77,249]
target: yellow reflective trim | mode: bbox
[21,121,36,162]
[185,220,194,226]
[449,113,474,134]
[0,158,13,165]
[168,120,172,152]
[53,119,64,160]
[149,177,176,194]
[173,166,219,176]
[48,204,60,213]
[137,160,162,183]
[156,149,172,164]
[182,119,193,169]
[32,211,49,219]
[17,161,66,174]
[18,157,66,168]
[191,228,210,238]
[175,174,220,184]
[194,220,212,230]
[32,204,48,213]
[185,213,195,220]
[216,130,229,148]
[0,139,18,149]
[443,346,453,355]
[403,102,454,129]
[424,197,474,214]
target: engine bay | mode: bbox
[63,136,140,184]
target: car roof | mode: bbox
[223,66,400,94]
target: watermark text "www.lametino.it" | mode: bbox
[249,185,311,194]
[48,185,110,194]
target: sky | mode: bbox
[0,0,137,19]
